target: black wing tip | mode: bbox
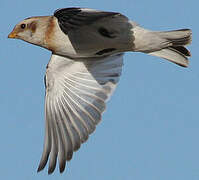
[37,162,66,174]
[59,163,66,173]
[48,166,56,175]
[48,159,57,174]
[66,151,73,161]
[37,161,47,173]
[37,166,43,173]
[37,155,49,173]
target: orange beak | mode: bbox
[8,30,18,38]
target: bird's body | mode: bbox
[8,7,192,174]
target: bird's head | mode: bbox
[8,16,50,47]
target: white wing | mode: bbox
[37,53,124,174]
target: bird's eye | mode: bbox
[20,24,26,29]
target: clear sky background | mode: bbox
[1,0,198,180]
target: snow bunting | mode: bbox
[8,7,192,174]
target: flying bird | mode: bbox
[8,7,192,174]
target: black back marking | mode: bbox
[98,27,116,38]
[96,48,116,55]
[54,8,119,34]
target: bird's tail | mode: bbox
[132,26,192,67]
[148,29,192,67]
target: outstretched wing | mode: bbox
[37,53,124,174]
[54,7,125,34]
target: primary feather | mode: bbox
[37,53,123,173]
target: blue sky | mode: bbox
[1,0,198,179]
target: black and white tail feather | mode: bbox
[148,29,192,67]
[131,26,192,67]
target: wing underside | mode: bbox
[37,53,124,174]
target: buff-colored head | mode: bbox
[8,16,51,47]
